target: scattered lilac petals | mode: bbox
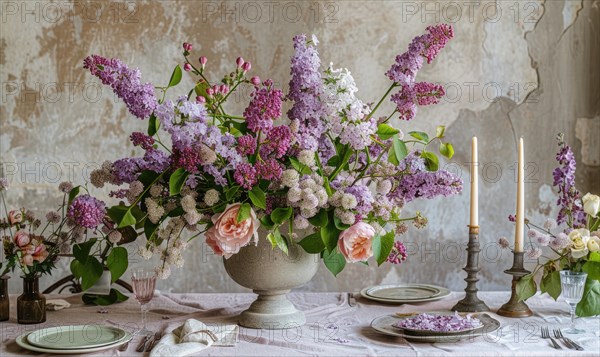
[393,312,481,332]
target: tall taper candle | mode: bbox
[470,137,478,227]
[514,138,524,253]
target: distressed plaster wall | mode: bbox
[0,0,598,294]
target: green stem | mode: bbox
[365,83,397,122]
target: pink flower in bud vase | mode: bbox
[183,42,192,52]
[212,85,220,94]
[14,230,30,247]
[220,84,229,94]
[236,57,245,68]
[206,87,214,96]
[32,242,49,263]
[196,95,206,103]
[204,203,259,258]
[338,222,375,263]
[183,63,192,72]
[199,56,207,67]
[250,76,260,86]
[8,209,23,225]
[241,62,251,72]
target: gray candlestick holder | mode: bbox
[451,225,490,312]
[496,250,533,318]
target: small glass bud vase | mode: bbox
[0,275,9,321]
[17,275,46,324]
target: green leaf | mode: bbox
[68,186,80,205]
[168,64,182,87]
[169,168,189,196]
[439,142,455,159]
[540,271,561,300]
[388,146,399,165]
[588,251,600,263]
[393,136,408,162]
[373,231,395,266]
[308,209,328,227]
[225,185,240,201]
[323,177,333,196]
[421,151,439,171]
[575,278,600,317]
[582,261,600,281]
[376,123,400,140]
[267,230,289,255]
[271,207,293,225]
[148,114,159,136]
[249,186,266,210]
[327,155,340,167]
[106,247,128,283]
[323,249,346,277]
[409,131,429,142]
[80,257,104,291]
[321,213,341,252]
[83,288,129,306]
[290,157,312,175]
[333,215,351,231]
[144,219,160,240]
[260,215,275,229]
[70,260,84,279]
[435,125,446,138]
[73,239,97,265]
[107,205,137,229]
[298,233,325,254]
[516,274,537,302]
[237,203,251,223]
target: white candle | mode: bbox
[470,137,478,227]
[515,138,525,253]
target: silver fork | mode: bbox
[145,331,162,352]
[541,326,561,349]
[554,329,584,351]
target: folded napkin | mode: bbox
[45,299,71,311]
[149,319,238,357]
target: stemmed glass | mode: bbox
[559,270,587,334]
[131,269,157,335]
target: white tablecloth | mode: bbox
[1,291,599,356]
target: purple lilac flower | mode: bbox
[259,125,292,159]
[550,233,571,250]
[143,149,171,173]
[173,147,202,174]
[525,247,542,260]
[287,34,326,151]
[256,159,283,181]
[68,194,106,229]
[344,184,374,215]
[390,170,463,203]
[553,137,586,227]
[111,157,144,185]
[237,135,257,156]
[387,240,408,264]
[83,55,157,119]
[234,163,258,190]
[498,237,511,249]
[130,132,155,150]
[244,80,283,133]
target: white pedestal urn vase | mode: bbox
[223,230,319,329]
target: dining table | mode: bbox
[1,290,599,356]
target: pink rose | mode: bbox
[8,210,23,225]
[21,254,33,266]
[338,222,375,263]
[205,203,259,258]
[14,230,30,247]
[32,242,48,263]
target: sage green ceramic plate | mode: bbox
[17,331,132,354]
[27,325,128,350]
[360,284,451,304]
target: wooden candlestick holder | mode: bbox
[451,225,490,312]
[496,251,533,318]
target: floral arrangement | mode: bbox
[502,134,600,316]
[1,179,64,278]
[77,24,462,280]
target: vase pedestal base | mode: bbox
[238,289,305,329]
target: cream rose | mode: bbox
[8,210,23,225]
[204,203,259,259]
[582,193,600,217]
[338,222,375,263]
[568,228,590,259]
[588,236,600,253]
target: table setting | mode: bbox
[0,22,599,357]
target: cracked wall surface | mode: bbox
[1,0,598,293]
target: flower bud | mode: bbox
[250,76,261,86]
[220,84,229,95]
[196,96,206,103]
[183,63,192,72]
[199,56,208,67]
[236,57,245,68]
[206,88,214,96]
[183,42,192,52]
[241,62,251,72]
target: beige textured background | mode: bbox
[1,0,599,294]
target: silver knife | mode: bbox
[564,337,584,351]
[136,334,152,352]
[145,331,162,352]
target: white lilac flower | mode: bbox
[341,194,358,210]
[527,229,538,239]
[287,187,302,203]
[59,181,73,193]
[150,184,163,198]
[184,211,201,225]
[0,177,8,191]
[203,189,220,206]
[45,211,61,224]
[126,181,144,204]
[525,247,542,260]
[376,180,393,195]
[140,246,153,260]
[281,169,300,188]
[543,218,558,230]
[108,230,122,244]
[145,198,164,224]
[536,234,551,246]
[294,215,309,229]
[335,208,355,225]
[300,207,318,218]
[498,237,510,249]
[181,195,196,213]
[156,265,171,279]
[298,150,316,167]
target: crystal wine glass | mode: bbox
[559,270,587,334]
[131,269,157,335]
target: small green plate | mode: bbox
[27,325,127,350]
